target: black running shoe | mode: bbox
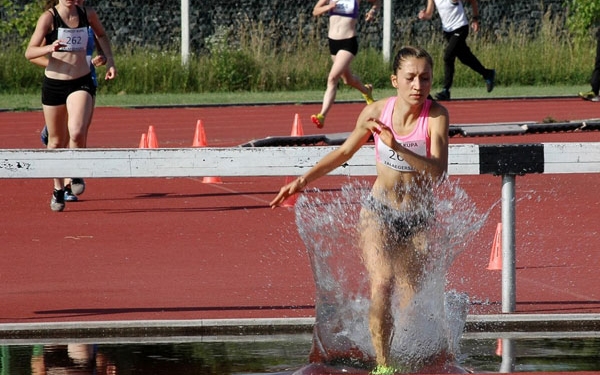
[434,89,451,101]
[50,189,65,212]
[485,70,496,93]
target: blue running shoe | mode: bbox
[64,185,78,202]
[40,125,48,146]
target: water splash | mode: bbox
[294,179,488,372]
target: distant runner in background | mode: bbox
[310,0,380,129]
[418,0,495,101]
[578,25,600,102]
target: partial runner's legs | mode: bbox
[360,208,394,367]
[43,90,94,211]
[66,90,94,149]
[312,50,373,128]
[43,104,68,211]
[66,90,94,196]
[438,26,495,100]
[591,29,600,96]
[360,198,431,371]
[44,105,68,190]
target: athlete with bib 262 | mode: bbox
[25,0,116,212]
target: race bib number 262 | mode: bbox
[57,27,88,52]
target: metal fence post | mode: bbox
[501,174,517,313]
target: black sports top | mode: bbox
[44,6,89,48]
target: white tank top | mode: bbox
[434,0,468,33]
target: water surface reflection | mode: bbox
[2,333,600,374]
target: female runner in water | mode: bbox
[271,46,449,374]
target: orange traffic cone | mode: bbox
[487,223,502,270]
[280,114,305,206]
[202,176,223,184]
[138,133,148,148]
[291,113,304,136]
[281,176,299,207]
[192,121,222,184]
[147,125,159,148]
[192,119,207,147]
[495,338,502,356]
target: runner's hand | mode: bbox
[270,177,306,208]
[367,117,398,150]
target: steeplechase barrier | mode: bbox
[1,140,599,314]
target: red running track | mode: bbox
[0,97,599,324]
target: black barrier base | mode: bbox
[239,121,599,147]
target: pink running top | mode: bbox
[374,97,432,172]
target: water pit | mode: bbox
[1,331,600,374]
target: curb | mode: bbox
[1,314,599,342]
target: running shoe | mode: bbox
[434,89,451,101]
[578,91,595,100]
[485,69,496,93]
[64,185,78,202]
[592,95,600,102]
[370,364,399,375]
[50,189,65,212]
[40,125,48,146]
[70,178,86,195]
[362,84,375,105]
[311,113,325,128]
